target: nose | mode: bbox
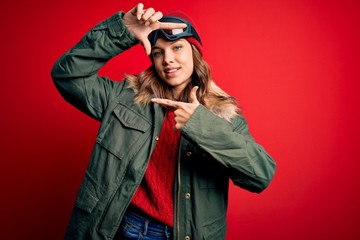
[162,50,174,65]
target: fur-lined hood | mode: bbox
[127,78,241,122]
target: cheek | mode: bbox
[153,60,163,75]
[182,55,194,73]
[179,50,194,68]
[188,50,194,70]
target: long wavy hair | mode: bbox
[126,44,240,119]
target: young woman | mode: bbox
[51,3,276,240]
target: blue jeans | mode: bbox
[116,209,173,240]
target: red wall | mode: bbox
[2,0,359,239]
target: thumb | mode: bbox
[142,39,152,55]
[189,86,200,104]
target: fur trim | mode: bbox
[203,81,240,121]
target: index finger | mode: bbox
[158,22,187,30]
[151,98,180,108]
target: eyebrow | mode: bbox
[152,39,185,50]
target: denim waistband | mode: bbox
[119,208,173,240]
[125,210,170,230]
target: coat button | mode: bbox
[185,236,190,240]
[155,136,159,141]
[185,193,191,199]
[186,151,192,157]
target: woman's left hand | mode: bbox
[151,86,200,130]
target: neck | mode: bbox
[172,89,182,101]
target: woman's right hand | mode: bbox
[123,3,186,55]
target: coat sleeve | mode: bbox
[50,12,138,120]
[181,105,276,193]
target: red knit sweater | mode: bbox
[130,110,181,227]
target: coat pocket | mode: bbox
[74,175,100,214]
[96,104,151,160]
[202,214,227,240]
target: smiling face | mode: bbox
[151,37,194,99]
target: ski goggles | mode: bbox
[148,16,202,46]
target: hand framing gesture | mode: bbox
[123,3,187,55]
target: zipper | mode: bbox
[176,138,182,240]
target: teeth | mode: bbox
[166,69,177,73]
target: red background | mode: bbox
[2,0,359,239]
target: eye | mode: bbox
[152,50,163,58]
[173,45,183,51]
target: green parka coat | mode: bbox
[51,12,276,240]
